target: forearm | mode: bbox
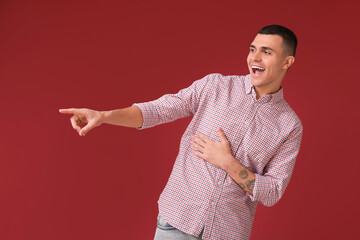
[222,156,256,195]
[101,105,143,128]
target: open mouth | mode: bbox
[251,65,265,75]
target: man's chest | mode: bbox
[193,94,285,173]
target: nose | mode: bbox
[252,51,262,62]
[247,49,262,65]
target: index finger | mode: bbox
[59,108,80,115]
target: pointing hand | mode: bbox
[59,108,103,136]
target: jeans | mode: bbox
[154,214,203,240]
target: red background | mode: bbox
[1,0,359,239]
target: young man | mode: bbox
[60,25,303,240]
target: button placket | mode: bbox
[210,170,226,207]
[206,170,226,237]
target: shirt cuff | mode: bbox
[246,173,272,202]
[133,102,159,130]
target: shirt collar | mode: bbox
[244,74,253,95]
[244,74,284,104]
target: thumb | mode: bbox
[217,127,228,142]
[79,121,95,136]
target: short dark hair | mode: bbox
[258,25,297,57]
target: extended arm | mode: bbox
[59,74,213,135]
[59,106,143,136]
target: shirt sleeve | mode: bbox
[133,74,212,129]
[246,124,303,207]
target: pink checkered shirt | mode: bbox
[134,73,303,240]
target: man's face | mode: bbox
[247,34,291,96]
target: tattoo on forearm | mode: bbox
[239,170,248,179]
[246,179,255,192]
[239,182,245,190]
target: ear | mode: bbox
[282,56,295,70]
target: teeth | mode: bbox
[252,66,265,71]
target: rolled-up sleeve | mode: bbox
[133,74,212,129]
[247,124,303,207]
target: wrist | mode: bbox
[99,110,110,124]
[221,155,239,173]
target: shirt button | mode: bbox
[218,181,222,185]
[211,201,215,206]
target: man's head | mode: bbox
[259,25,297,57]
[247,24,297,98]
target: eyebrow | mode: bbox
[250,44,275,52]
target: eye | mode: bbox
[250,48,255,53]
[264,50,271,55]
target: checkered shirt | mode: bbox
[134,73,303,240]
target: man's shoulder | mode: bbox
[202,73,250,88]
[276,99,303,131]
[204,73,249,80]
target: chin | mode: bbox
[250,74,266,86]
